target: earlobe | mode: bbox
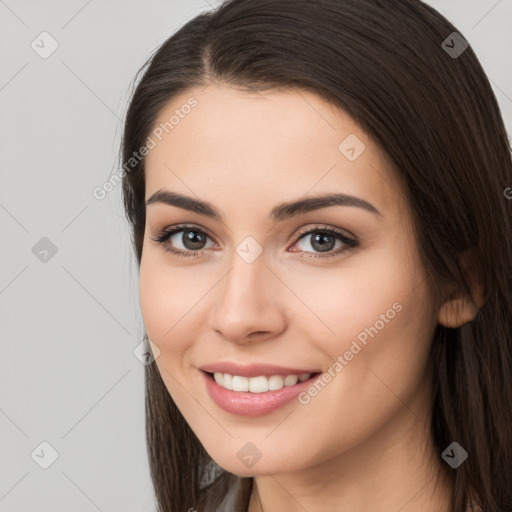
[438,296,480,328]
[438,251,486,328]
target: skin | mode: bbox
[139,84,476,511]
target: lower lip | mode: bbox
[200,370,318,417]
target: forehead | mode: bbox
[144,84,405,220]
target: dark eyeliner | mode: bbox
[150,224,359,260]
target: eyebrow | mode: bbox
[145,189,382,222]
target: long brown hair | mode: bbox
[121,1,512,510]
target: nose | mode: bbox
[208,252,287,345]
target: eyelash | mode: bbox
[150,224,359,261]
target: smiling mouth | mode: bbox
[204,370,321,393]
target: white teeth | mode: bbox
[249,376,268,393]
[284,375,298,386]
[211,372,312,393]
[268,375,284,391]
[232,375,249,392]
[223,373,233,390]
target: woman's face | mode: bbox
[139,84,439,476]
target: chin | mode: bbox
[209,450,303,478]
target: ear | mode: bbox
[438,253,486,328]
[438,296,480,328]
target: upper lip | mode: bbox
[200,362,321,378]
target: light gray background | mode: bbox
[1,1,511,511]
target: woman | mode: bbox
[121,0,512,510]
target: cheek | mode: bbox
[317,261,435,417]
[286,245,420,349]
[138,248,213,358]
[290,282,436,467]
[139,250,184,350]
[139,252,165,341]
[289,239,436,414]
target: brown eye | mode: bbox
[179,230,208,250]
[290,226,359,259]
[150,225,216,259]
